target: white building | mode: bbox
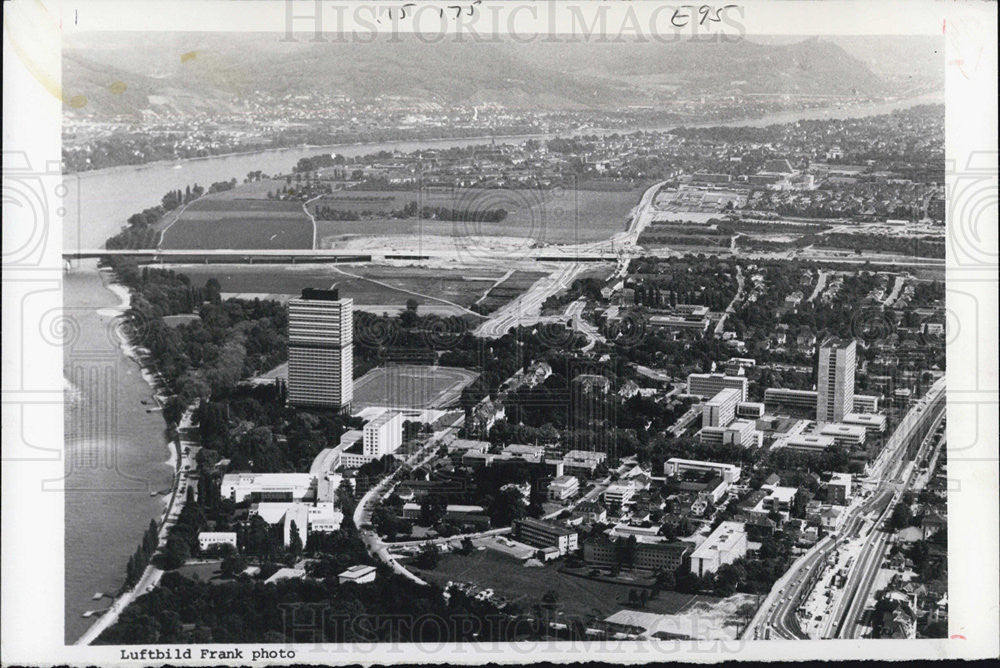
[287,288,353,410]
[783,434,836,454]
[309,447,345,503]
[363,410,404,459]
[765,387,818,413]
[198,531,237,552]
[338,565,377,585]
[562,450,607,476]
[502,443,546,462]
[604,482,635,508]
[760,484,798,517]
[819,422,867,448]
[221,473,314,504]
[687,373,748,401]
[817,337,856,423]
[690,521,747,577]
[703,388,742,428]
[664,458,742,483]
[548,475,580,501]
[842,412,887,434]
[853,394,880,413]
[249,501,343,547]
[723,419,762,448]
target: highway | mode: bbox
[831,389,946,639]
[743,379,946,640]
[474,263,585,338]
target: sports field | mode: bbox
[352,364,479,410]
[160,196,313,250]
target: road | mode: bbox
[714,265,745,336]
[831,388,946,639]
[743,379,946,640]
[474,180,673,340]
[353,417,467,585]
[474,263,585,338]
[882,275,907,307]
[807,270,829,303]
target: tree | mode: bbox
[220,549,246,578]
[288,521,303,557]
[541,589,560,611]
[420,494,448,527]
[415,542,440,569]
[889,503,912,531]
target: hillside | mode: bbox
[62,33,897,118]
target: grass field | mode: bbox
[170,264,507,310]
[160,195,313,250]
[313,187,641,247]
[352,364,478,410]
[411,550,705,621]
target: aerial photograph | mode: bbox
[61,31,948,646]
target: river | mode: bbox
[61,92,941,641]
[63,265,175,641]
[63,92,941,251]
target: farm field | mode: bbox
[411,550,707,622]
[161,195,314,250]
[313,186,642,247]
[171,264,511,311]
[352,364,479,410]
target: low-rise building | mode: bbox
[583,536,691,572]
[664,458,742,483]
[689,521,748,577]
[842,412,887,434]
[502,443,546,462]
[736,401,765,419]
[782,434,836,455]
[687,373,749,401]
[822,472,852,505]
[198,531,237,552]
[603,482,635,509]
[562,450,607,477]
[760,485,798,517]
[649,314,710,334]
[574,501,608,524]
[513,517,579,555]
[338,564,377,585]
[853,394,880,413]
[764,387,818,414]
[448,438,490,454]
[221,472,315,504]
[548,475,580,501]
[819,422,867,448]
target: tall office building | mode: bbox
[703,387,741,428]
[287,288,353,410]
[817,337,856,423]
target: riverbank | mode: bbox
[64,266,180,642]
